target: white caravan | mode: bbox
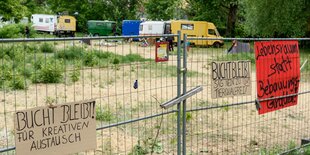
[31,14,57,33]
[139,21,171,36]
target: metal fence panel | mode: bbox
[0,35,310,155]
[0,35,180,155]
[184,37,310,154]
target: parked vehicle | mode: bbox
[87,20,119,36]
[31,14,56,33]
[139,21,171,36]
[55,15,76,37]
[170,20,224,47]
[122,20,141,36]
[122,20,141,41]
[31,14,76,37]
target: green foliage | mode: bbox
[40,43,55,53]
[48,0,140,32]
[0,0,27,22]
[9,76,26,90]
[112,58,120,65]
[217,52,255,64]
[121,54,147,63]
[33,60,64,83]
[129,141,149,155]
[185,0,240,37]
[244,0,310,37]
[83,52,99,67]
[128,139,163,155]
[96,107,114,122]
[23,43,40,53]
[144,0,177,20]
[56,46,85,60]
[70,65,80,83]
[0,24,35,38]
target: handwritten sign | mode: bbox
[155,42,169,62]
[14,100,97,155]
[255,41,300,114]
[211,60,251,98]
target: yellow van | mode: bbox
[169,20,224,47]
[56,15,76,37]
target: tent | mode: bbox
[227,41,251,53]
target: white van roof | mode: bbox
[141,21,166,25]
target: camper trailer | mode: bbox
[122,20,141,36]
[87,20,120,36]
[170,20,223,47]
[31,14,76,37]
[139,21,171,36]
[31,14,57,33]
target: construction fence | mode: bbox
[0,34,310,155]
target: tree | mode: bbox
[244,0,310,37]
[0,0,27,22]
[185,0,242,37]
[144,0,176,20]
[47,0,141,32]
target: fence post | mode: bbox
[182,34,188,154]
[177,30,182,155]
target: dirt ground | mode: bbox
[1,40,310,154]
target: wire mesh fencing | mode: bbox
[0,35,310,155]
[0,35,181,155]
[184,37,310,154]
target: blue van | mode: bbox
[122,20,141,41]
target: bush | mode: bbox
[0,59,14,79]
[9,76,27,90]
[40,43,55,53]
[96,107,114,122]
[23,43,40,53]
[33,60,64,83]
[56,46,85,60]
[83,52,99,67]
[121,54,146,63]
[0,23,35,38]
[70,66,80,82]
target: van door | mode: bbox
[164,23,171,34]
[111,23,117,35]
[49,17,55,32]
[207,28,218,46]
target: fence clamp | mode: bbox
[255,99,261,111]
[160,86,203,109]
[180,68,187,73]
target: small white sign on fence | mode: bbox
[14,100,96,155]
[211,60,252,98]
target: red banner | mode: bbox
[255,41,300,114]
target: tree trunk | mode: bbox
[226,3,238,37]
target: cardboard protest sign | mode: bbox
[155,42,169,62]
[14,100,96,155]
[255,41,300,114]
[211,60,251,98]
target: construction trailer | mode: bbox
[31,14,76,37]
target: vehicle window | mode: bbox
[181,24,194,30]
[50,18,53,23]
[45,18,49,23]
[111,23,116,33]
[148,25,152,31]
[39,18,43,23]
[65,19,70,23]
[96,23,103,26]
[208,29,216,35]
[139,25,143,31]
[165,24,171,33]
